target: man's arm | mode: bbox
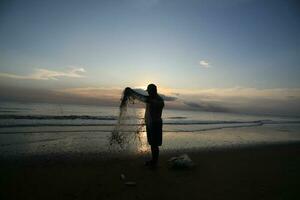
[125,87,148,103]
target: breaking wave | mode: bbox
[0,114,118,120]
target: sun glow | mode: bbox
[134,85,148,90]
[136,131,150,154]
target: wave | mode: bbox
[2,114,298,123]
[167,116,187,119]
[0,114,118,120]
[0,110,18,113]
[0,122,269,135]
[0,107,31,110]
[0,114,189,120]
[1,119,300,128]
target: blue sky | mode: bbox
[0,0,300,115]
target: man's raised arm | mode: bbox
[125,87,148,103]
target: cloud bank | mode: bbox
[1,85,300,116]
[183,101,229,113]
[171,87,300,116]
[0,67,86,80]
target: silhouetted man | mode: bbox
[124,84,164,166]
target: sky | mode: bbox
[0,0,300,116]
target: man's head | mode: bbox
[147,84,157,97]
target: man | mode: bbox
[124,84,164,166]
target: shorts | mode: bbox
[146,119,162,146]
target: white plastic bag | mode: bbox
[168,154,195,169]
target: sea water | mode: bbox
[0,101,300,158]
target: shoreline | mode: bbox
[1,142,300,199]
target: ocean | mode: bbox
[1,101,300,158]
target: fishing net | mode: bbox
[109,89,146,151]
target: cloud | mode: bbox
[199,60,210,68]
[0,85,179,109]
[0,67,86,80]
[159,94,178,101]
[171,92,180,96]
[61,87,178,103]
[173,87,300,116]
[0,86,120,107]
[183,101,229,112]
[61,87,122,100]
[181,87,300,100]
[1,84,300,116]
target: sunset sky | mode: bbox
[0,0,300,116]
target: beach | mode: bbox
[1,142,300,200]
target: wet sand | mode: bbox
[1,142,300,200]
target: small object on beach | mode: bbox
[120,174,126,180]
[168,154,194,169]
[125,181,137,186]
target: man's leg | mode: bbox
[151,145,159,164]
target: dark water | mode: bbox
[0,102,300,157]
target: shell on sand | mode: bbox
[125,181,136,186]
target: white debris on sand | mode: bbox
[168,154,195,169]
[125,181,137,186]
[120,174,126,180]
